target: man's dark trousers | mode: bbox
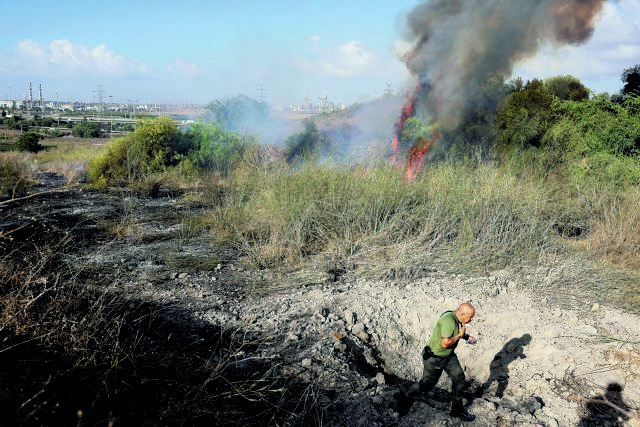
[418,349,465,398]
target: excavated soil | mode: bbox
[1,174,639,426]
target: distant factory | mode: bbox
[289,96,346,114]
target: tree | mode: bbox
[205,95,270,133]
[72,120,101,138]
[621,64,640,99]
[284,120,326,163]
[14,132,45,153]
[5,116,19,130]
[545,75,590,101]
[494,79,555,150]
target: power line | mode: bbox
[257,85,267,103]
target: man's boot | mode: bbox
[450,399,475,421]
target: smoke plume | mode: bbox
[401,0,608,128]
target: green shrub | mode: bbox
[283,120,328,163]
[184,122,254,177]
[494,79,554,151]
[14,132,45,153]
[72,120,102,138]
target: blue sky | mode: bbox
[1,0,639,107]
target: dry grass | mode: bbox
[0,238,322,426]
[576,188,640,270]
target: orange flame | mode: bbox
[405,129,440,180]
[392,82,440,180]
[392,87,418,165]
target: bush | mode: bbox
[283,120,329,163]
[205,95,270,133]
[72,120,101,138]
[494,79,555,151]
[545,75,590,101]
[5,116,20,130]
[88,117,188,187]
[14,132,45,153]
[183,122,255,177]
[0,157,32,198]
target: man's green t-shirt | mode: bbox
[427,311,461,357]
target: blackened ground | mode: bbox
[0,300,322,427]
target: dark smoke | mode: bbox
[401,0,608,129]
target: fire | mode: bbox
[392,92,417,165]
[391,82,440,180]
[405,129,440,180]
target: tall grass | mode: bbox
[0,154,33,198]
[206,160,554,272]
[201,155,639,302]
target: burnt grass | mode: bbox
[0,182,326,426]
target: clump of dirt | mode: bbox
[1,175,639,426]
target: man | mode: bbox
[409,302,477,421]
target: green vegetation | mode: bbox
[88,117,256,187]
[205,94,270,132]
[283,120,329,163]
[621,64,640,99]
[183,122,256,177]
[72,119,102,138]
[33,70,640,293]
[2,69,640,425]
[14,132,46,153]
[0,156,32,198]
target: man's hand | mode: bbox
[441,325,468,348]
[458,324,466,340]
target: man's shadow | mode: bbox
[578,383,630,426]
[474,333,532,399]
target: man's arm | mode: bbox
[440,324,466,348]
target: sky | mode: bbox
[0,0,639,108]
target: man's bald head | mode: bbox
[456,302,475,324]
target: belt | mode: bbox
[422,345,442,360]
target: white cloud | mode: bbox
[298,37,377,77]
[166,58,202,79]
[10,39,149,76]
[17,39,48,67]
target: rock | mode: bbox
[352,322,369,342]
[302,358,312,368]
[313,312,325,323]
[333,341,347,353]
[591,303,600,312]
[500,395,543,415]
[375,372,385,385]
[372,396,384,404]
[178,272,189,279]
[534,413,560,427]
[344,310,356,326]
[363,348,377,366]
